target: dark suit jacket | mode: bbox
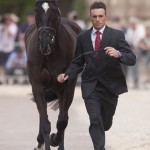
[65,25,136,99]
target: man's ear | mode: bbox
[105,14,108,20]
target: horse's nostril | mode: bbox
[40,44,51,55]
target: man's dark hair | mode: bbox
[90,1,106,12]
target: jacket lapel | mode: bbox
[85,27,97,62]
[85,26,113,52]
[84,27,94,52]
[100,25,113,50]
[83,26,113,62]
[96,26,113,64]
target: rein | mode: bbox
[65,50,106,76]
[71,50,106,63]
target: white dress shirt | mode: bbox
[91,25,106,50]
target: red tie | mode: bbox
[95,31,101,57]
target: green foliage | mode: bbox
[58,0,74,16]
[73,0,86,20]
[0,0,86,22]
[0,0,34,22]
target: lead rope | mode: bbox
[65,50,103,76]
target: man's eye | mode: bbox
[93,16,97,18]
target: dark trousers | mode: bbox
[0,51,12,66]
[84,82,118,150]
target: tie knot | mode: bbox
[95,31,101,36]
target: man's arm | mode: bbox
[57,35,85,83]
[104,46,122,59]
[117,31,136,66]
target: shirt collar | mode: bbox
[92,25,106,35]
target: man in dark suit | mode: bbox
[57,1,136,150]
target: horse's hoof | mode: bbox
[49,133,59,147]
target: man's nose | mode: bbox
[96,17,100,21]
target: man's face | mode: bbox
[90,8,107,30]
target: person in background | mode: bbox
[68,10,86,30]
[111,16,128,77]
[0,15,5,84]
[5,45,27,84]
[126,17,145,88]
[57,1,136,150]
[111,16,126,33]
[139,24,150,86]
[0,13,19,84]
[18,12,35,49]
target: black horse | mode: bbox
[25,0,81,150]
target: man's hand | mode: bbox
[57,73,69,83]
[104,47,121,58]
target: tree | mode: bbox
[0,0,34,22]
[58,0,74,17]
[0,0,86,22]
[58,0,86,19]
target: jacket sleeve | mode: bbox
[65,35,85,79]
[118,31,136,66]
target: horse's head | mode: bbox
[35,0,61,55]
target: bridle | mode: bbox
[38,26,56,55]
[65,50,107,76]
[36,0,60,55]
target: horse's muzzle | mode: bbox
[40,44,52,55]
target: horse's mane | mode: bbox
[61,17,82,33]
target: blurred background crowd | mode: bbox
[0,0,150,89]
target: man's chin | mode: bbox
[95,26,103,30]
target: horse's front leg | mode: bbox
[32,85,51,150]
[49,96,69,149]
[49,83,76,150]
[34,118,45,150]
